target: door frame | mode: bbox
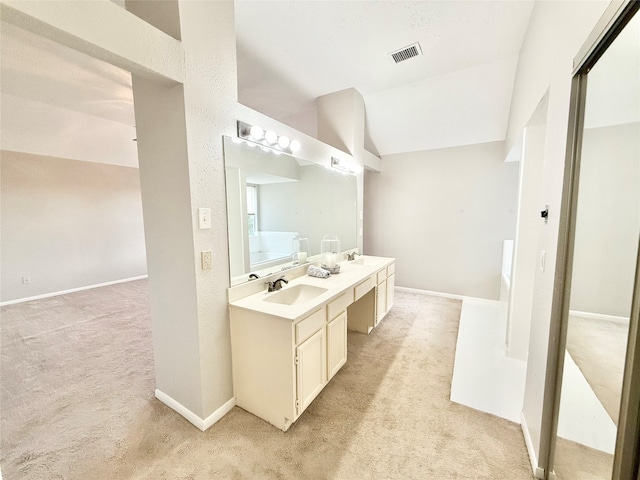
[543,1,640,478]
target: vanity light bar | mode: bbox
[237,120,301,155]
[331,157,357,175]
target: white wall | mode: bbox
[1,0,238,427]
[0,151,147,303]
[0,93,138,168]
[570,122,640,317]
[504,0,610,474]
[364,141,519,300]
[135,1,238,421]
[259,165,358,257]
[507,121,547,361]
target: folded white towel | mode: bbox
[307,265,331,278]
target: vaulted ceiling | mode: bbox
[235,1,535,155]
[1,1,537,166]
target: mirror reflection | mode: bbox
[223,136,357,285]
[552,11,640,479]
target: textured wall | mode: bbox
[178,0,238,418]
[505,0,610,472]
[132,1,238,420]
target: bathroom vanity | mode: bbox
[228,255,395,431]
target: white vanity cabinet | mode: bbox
[230,290,354,431]
[387,263,396,312]
[230,306,327,431]
[327,312,347,379]
[349,261,396,331]
[376,263,396,326]
[296,326,326,414]
[376,268,387,325]
[326,291,352,380]
[228,255,394,431]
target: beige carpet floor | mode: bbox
[549,313,628,479]
[1,281,535,480]
[566,314,629,425]
[554,437,614,480]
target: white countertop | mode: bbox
[228,255,395,321]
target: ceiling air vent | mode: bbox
[389,43,422,64]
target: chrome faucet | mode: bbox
[266,276,288,292]
[346,252,361,261]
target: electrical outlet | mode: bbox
[201,250,212,270]
[21,276,30,285]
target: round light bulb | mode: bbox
[265,130,278,144]
[249,125,264,140]
[278,135,290,149]
[290,140,301,152]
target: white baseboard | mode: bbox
[568,309,629,324]
[395,286,498,305]
[155,389,235,431]
[521,412,545,479]
[0,275,148,307]
[203,397,236,430]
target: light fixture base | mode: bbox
[237,120,294,155]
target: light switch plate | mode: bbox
[199,208,211,229]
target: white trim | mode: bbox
[568,309,629,324]
[202,396,236,430]
[521,412,545,479]
[155,389,235,431]
[395,286,498,306]
[396,286,466,300]
[0,275,148,307]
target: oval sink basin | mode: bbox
[350,256,379,266]
[263,284,328,305]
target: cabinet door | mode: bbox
[376,279,387,325]
[327,311,347,380]
[386,273,395,313]
[296,328,326,416]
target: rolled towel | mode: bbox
[307,264,331,278]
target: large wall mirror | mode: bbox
[550,6,639,480]
[223,136,358,285]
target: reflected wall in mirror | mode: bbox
[552,10,639,480]
[223,136,357,285]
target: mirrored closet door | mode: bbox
[550,4,639,479]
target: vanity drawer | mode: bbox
[327,291,354,321]
[376,269,387,284]
[295,308,325,345]
[354,276,375,301]
[387,263,395,276]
